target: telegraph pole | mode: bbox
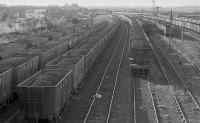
[45,10,48,32]
[180,21,184,64]
[142,8,143,21]
[156,7,161,23]
[152,0,156,24]
[169,10,173,51]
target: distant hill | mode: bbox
[89,6,200,12]
[167,6,200,12]
[88,6,200,16]
[155,6,200,16]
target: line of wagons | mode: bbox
[0,22,107,108]
[141,15,200,34]
[129,19,154,76]
[0,18,120,122]
[141,16,179,36]
[137,16,200,74]
[159,16,200,34]
[17,21,120,122]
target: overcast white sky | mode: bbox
[0,0,199,7]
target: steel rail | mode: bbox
[149,35,188,123]
[132,75,137,123]
[106,26,129,123]
[152,33,200,112]
[147,82,159,123]
[128,23,137,123]
[83,23,126,123]
[136,19,159,123]
[137,19,187,123]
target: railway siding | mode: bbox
[83,24,128,123]
[143,22,200,123]
[0,19,120,123]
[107,26,132,123]
[134,75,159,123]
[134,18,189,123]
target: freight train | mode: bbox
[0,21,108,109]
[140,15,200,34]
[17,20,121,122]
[129,18,154,76]
[141,16,180,36]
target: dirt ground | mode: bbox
[184,31,200,42]
[156,29,200,97]
[149,62,183,123]
[159,33,200,62]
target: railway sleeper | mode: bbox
[180,115,187,123]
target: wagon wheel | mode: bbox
[27,118,37,123]
[53,115,61,123]
[13,93,18,100]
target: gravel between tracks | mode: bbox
[149,63,183,123]
[134,75,158,123]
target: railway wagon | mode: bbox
[56,41,69,56]
[27,38,76,68]
[84,38,107,74]
[156,22,166,34]
[0,54,39,94]
[18,41,103,122]
[141,16,183,36]
[0,68,12,107]
[17,20,119,122]
[46,41,99,92]
[28,34,82,68]
[17,69,72,122]
[84,44,98,74]
[85,22,118,72]
[157,20,176,36]
[184,21,191,30]
[130,34,154,75]
[23,23,106,69]
[190,23,200,33]
[0,21,109,107]
[46,54,85,93]
[45,24,114,91]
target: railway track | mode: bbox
[134,19,198,122]
[133,19,179,123]
[132,18,187,123]
[130,19,159,123]
[146,27,200,122]
[132,74,159,123]
[152,22,200,111]
[83,24,129,123]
